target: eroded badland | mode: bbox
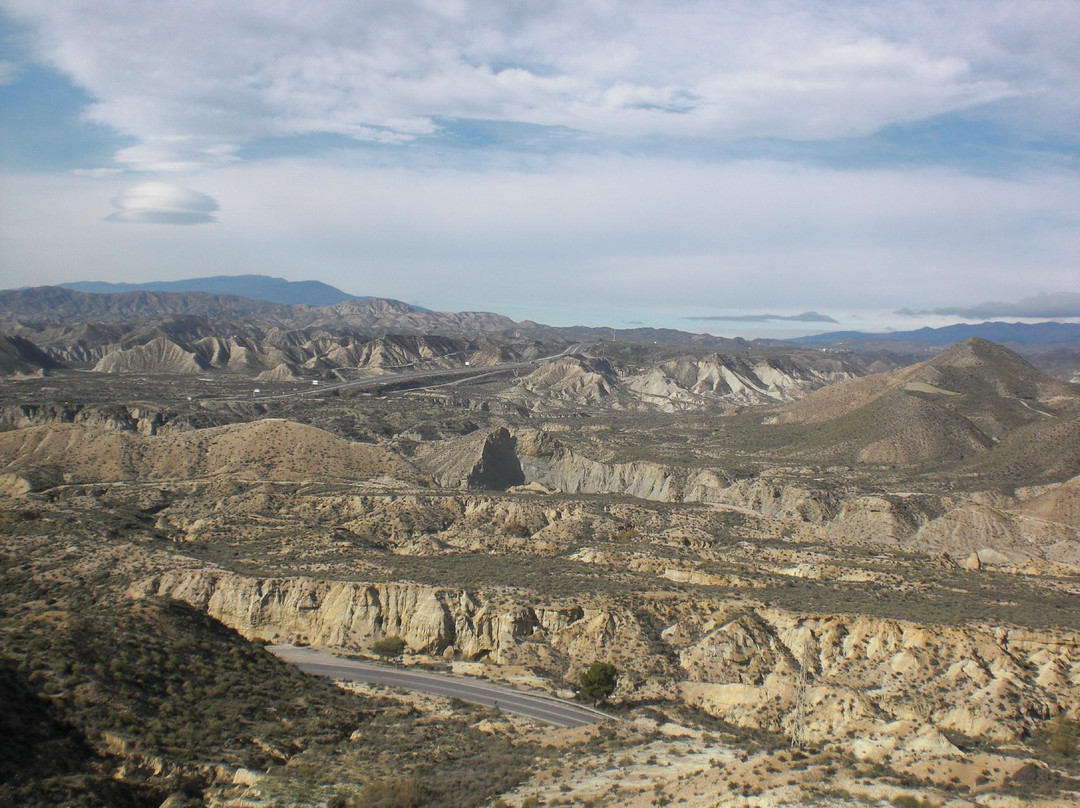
[1,295,1078,807]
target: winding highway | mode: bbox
[243,342,594,401]
[269,644,611,728]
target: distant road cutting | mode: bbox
[233,342,594,401]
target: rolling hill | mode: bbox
[768,338,1080,476]
[0,418,417,485]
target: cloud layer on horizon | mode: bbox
[897,292,1080,319]
[685,311,838,323]
[2,0,1077,170]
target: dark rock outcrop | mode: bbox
[466,427,525,490]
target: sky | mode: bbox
[1,0,1079,337]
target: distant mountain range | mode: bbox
[0,286,515,337]
[31,276,1080,350]
[0,283,746,348]
[790,321,1080,346]
[4,277,1080,382]
[59,274,363,308]
[1,286,293,321]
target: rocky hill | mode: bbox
[94,336,211,374]
[0,293,875,416]
[0,418,416,486]
[7,312,545,378]
[411,423,1080,564]
[791,321,1080,382]
[766,338,1080,470]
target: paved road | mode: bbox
[269,644,610,728]
[242,342,595,401]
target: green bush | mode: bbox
[371,636,408,658]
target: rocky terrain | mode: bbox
[1,289,1078,808]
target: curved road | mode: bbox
[269,644,610,728]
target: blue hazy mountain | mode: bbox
[60,275,360,307]
[791,321,1080,346]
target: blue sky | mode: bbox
[1,0,1079,336]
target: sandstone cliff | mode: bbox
[130,568,1080,756]
[129,570,665,684]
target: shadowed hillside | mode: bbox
[0,335,62,376]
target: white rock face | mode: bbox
[131,569,1080,754]
[680,607,1080,747]
[500,353,857,413]
[94,337,209,374]
[622,355,857,412]
[128,570,658,680]
[513,429,1080,560]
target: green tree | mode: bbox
[577,661,617,704]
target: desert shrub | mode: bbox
[371,636,407,658]
[1047,715,1079,758]
[891,796,936,808]
[358,775,422,807]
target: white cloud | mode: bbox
[106,182,219,224]
[3,0,1070,168]
[71,167,123,177]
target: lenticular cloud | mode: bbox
[106,182,219,225]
